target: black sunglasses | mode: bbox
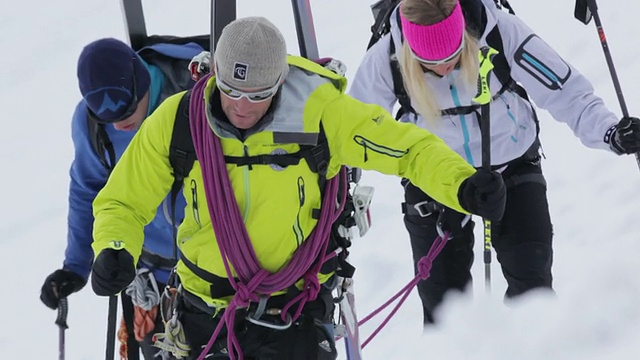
[86,66,139,124]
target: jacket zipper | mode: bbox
[190,179,202,227]
[293,176,305,246]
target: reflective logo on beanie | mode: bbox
[233,62,248,81]
[97,93,127,115]
[83,86,131,117]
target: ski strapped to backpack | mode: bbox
[366,0,532,121]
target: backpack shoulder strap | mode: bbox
[367,0,401,50]
[86,114,116,173]
[389,43,416,120]
[484,19,539,133]
[222,125,330,179]
[167,89,196,260]
[169,90,196,197]
[485,26,530,101]
[388,10,417,120]
[365,1,417,119]
[222,123,331,218]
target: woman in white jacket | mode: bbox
[349,0,640,324]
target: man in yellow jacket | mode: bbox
[91,16,506,360]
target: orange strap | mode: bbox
[133,304,159,342]
[117,304,159,359]
[117,317,128,360]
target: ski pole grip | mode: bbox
[56,297,69,329]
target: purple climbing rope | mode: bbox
[356,232,450,348]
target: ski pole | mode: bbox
[105,295,118,360]
[574,0,640,170]
[473,47,499,293]
[55,297,69,360]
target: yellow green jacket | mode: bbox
[92,55,476,308]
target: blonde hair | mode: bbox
[399,0,480,122]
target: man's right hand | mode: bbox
[457,169,506,222]
[91,249,136,296]
[40,269,87,310]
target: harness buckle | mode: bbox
[246,310,293,330]
[413,201,443,217]
[245,295,293,330]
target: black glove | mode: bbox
[609,117,640,154]
[458,170,506,222]
[91,249,136,296]
[40,269,87,309]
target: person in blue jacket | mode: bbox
[40,37,203,359]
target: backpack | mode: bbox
[366,0,530,120]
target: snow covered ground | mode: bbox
[1,0,639,358]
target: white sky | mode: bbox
[1,0,639,359]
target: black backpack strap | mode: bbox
[120,292,140,360]
[140,34,211,50]
[484,25,539,134]
[87,114,116,173]
[366,0,416,120]
[309,123,330,196]
[388,10,418,121]
[168,90,196,260]
[496,0,516,14]
[224,127,330,179]
[367,0,401,50]
[460,0,488,35]
[303,123,329,177]
[169,90,196,190]
[485,26,526,100]
[389,41,417,121]
[224,154,304,169]
[223,124,331,219]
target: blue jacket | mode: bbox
[63,42,203,284]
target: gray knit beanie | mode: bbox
[214,16,289,89]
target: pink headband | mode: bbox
[400,1,466,62]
